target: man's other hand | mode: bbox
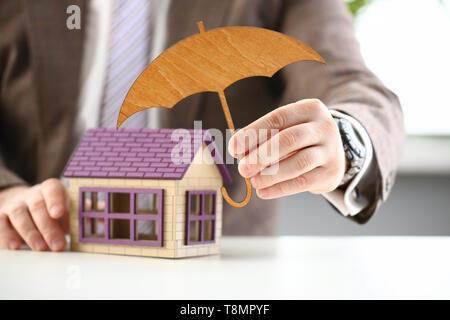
[0,179,69,251]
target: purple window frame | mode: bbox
[185,190,216,245]
[79,187,164,247]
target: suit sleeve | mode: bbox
[0,1,28,190]
[278,0,405,223]
[0,155,27,189]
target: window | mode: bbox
[135,220,158,241]
[190,194,201,216]
[186,191,216,245]
[109,219,130,239]
[110,193,130,214]
[204,194,214,215]
[136,193,158,214]
[83,191,105,212]
[79,188,163,247]
[83,217,105,238]
[355,0,450,135]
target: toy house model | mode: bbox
[63,128,231,258]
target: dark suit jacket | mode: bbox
[0,0,404,234]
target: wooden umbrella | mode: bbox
[117,22,326,208]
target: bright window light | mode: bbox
[355,0,450,135]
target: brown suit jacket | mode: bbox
[0,0,404,234]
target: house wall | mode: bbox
[174,144,223,258]
[69,143,224,258]
[69,177,178,258]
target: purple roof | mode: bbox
[63,128,231,183]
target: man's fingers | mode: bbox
[26,188,66,252]
[7,201,47,251]
[238,123,321,178]
[249,147,325,189]
[256,167,325,199]
[0,213,21,250]
[41,178,68,219]
[228,99,327,157]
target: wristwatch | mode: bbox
[335,117,366,186]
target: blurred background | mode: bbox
[279,0,450,235]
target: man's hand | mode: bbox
[0,179,69,251]
[228,99,346,199]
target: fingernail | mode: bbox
[8,240,19,250]
[228,137,238,156]
[50,204,62,217]
[239,163,250,177]
[250,176,259,188]
[257,189,268,198]
[34,239,47,251]
[51,237,65,251]
[230,133,246,155]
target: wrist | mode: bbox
[333,116,366,187]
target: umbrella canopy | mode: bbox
[116,23,325,128]
[116,22,326,208]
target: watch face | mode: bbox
[338,118,366,160]
[337,118,366,181]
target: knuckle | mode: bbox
[12,214,29,231]
[27,196,46,212]
[279,130,297,149]
[307,98,326,112]
[8,202,27,217]
[261,174,276,188]
[293,175,308,190]
[42,178,60,188]
[278,182,291,196]
[295,152,312,171]
[320,116,337,132]
[42,229,59,242]
[26,229,42,243]
[309,98,324,110]
[42,178,65,195]
[309,125,323,143]
[266,109,287,129]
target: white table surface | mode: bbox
[1,236,450,299]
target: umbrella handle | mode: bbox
[221,178,252,208]
[218,90,252,208]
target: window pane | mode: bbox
[83,217,105,238]
[110,193,130,214]
[136,193,158,215]
[189,221,200,242]
[135,220,158,241]
[83,192,105,212]
[204,194,215,215]
[109,219,130,239]
[190,194,201,216]
[203,220,214,241]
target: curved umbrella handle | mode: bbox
[221,177,252,208]
[217,90,253,208]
